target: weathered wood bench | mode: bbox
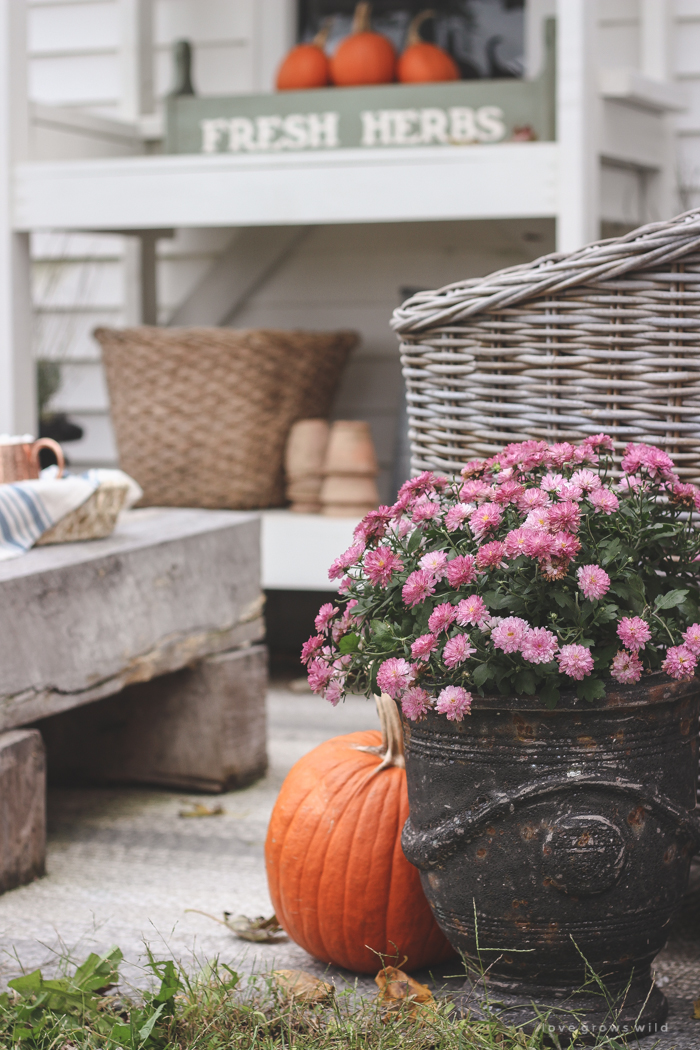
[0,507,267,893]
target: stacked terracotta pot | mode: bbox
[285,419,380,517]
[284,419,329,513]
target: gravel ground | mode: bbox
[0,682,698,1046]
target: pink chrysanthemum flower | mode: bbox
[456,594,488,626]
[622,443,677,481]
[504,528,530,558]
[540,472,564,493]
[577,564,611,601]
[491,616,528,654]
[557,644,594,680]
[376,657,414,699]
[419,550,448,578]
[682,623,700,655]
[460,460,487,479]
[307,658,333,694]
[315,603,339,633]
[328,541,365,580]
[402,570,436,608]
[401,686,433,721]
[662,645,698,680]
[460,480,493,503]
[547,442,577,468]
[558,480,584,502]
[476,541,507,570]
[445,503,472,532]
[324,678,345,706]
[551,531,581,559]
[517,487,550,513]
[411,497,442,523]
[571,469,601,493]
[611,650,643,684]
[364,547,404,587]
[523,529,556,559]
[469,502,502,539]
[301,634,324,665]
[337,576,352,595]
[492,479,525,505]
[589,487,620,514]
[617,617,652,651]
[411,633,438,661]
[443,633,476,668]
[584,433,614,452]
[524,508,551,532]
[547,501,581,533]
[521,627,558,664]
[435,685,473,721]
[353,507,392,543]
[446,554,477,588]
[428,602,457,635]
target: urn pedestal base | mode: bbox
[454,970,667,1043]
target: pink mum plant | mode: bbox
[304,437,700,717]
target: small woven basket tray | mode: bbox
[35,479,129,545]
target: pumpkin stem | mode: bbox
[352,2,372,34]
[355,693,405,774]
[407,10,435,48]
[312,18,333,49]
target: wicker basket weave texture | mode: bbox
[392,209,700,481]
[96,327,358,509]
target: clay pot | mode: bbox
[285,419,330,479]
[320,474,379,505]
[323,420,378,476]
[287,477,324,501]
[290,501,323,515]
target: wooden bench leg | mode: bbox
[39,645,268,793]
[0,730,46,893]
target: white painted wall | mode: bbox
[22,0,700,476]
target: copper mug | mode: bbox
[0,437,65,484]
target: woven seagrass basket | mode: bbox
[392,210,700,481]
[96,327,358,509]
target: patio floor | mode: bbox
[0,682,699,1047]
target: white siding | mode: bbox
[673,0,700,209]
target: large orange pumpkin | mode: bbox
[330,2,396,87]
[397,11,459,84]
[276,25,331,91]
[265,695,455,974]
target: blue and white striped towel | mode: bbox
[0,468,142,561]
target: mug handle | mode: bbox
[31,438,65,478]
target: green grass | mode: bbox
[0,947,650,1049]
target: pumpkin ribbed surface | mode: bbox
[276,44,330,91]
[398,42,459,83]
[265,728,455,974]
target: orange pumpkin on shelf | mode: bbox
[265,695,456,974]
[330,2,396,87]
[276,24,331,91]
[398,10,459,84]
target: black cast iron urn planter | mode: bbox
[400,674,700,1037]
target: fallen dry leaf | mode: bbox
[185,910,287,943]
[693,999,700,1020]
[224,913,287,943]
[179,802,225,818]
[375,966,435,1019]
[272,969,334,1002]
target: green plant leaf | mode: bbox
[514,670,537,695]
[338,632,360,654]
[654,589,689,611]
[407,529,422,553]
[472,663,493,687]
[577,678,606,702]
[538,681,560,708]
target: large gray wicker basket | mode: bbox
[392,210,700,481]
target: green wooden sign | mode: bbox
[166,22,555,156]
